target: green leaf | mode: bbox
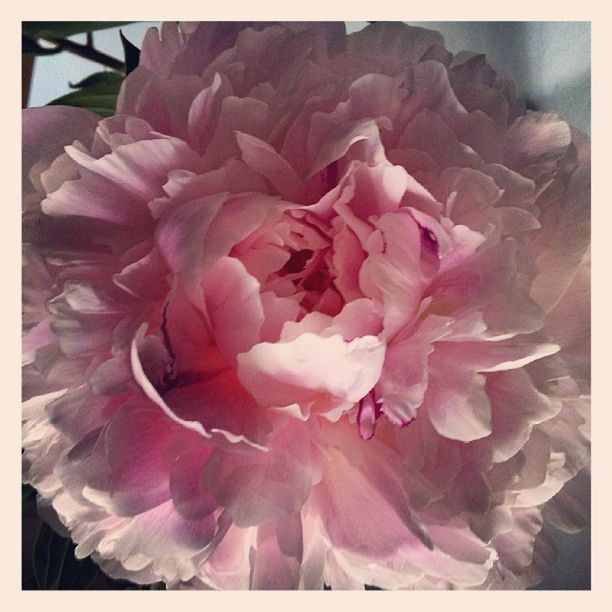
[69,72,123,90]
[48,71,123,117]
[23,22,135,39]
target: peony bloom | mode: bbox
[22,22,590,589]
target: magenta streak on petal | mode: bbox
[357,391,378,441]
[420,225,439,252]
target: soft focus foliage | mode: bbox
[22,22,590,589]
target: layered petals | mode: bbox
[22,21,589,591]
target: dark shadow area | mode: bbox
[529,524,591,590]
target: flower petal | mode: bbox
[237,332,385,412]
[204,420,314,526]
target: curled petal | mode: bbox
[237,332,385,413]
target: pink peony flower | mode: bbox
[22,22,590,589]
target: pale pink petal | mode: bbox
[155,194,226,287]
[504,112,571,171]
[543,250,590,389]
[313,445,492,587]
[345,72,406,121]
[202,257,264,362]
[359,211,425,338]
[237,333,385,411]
[236,131,306,201]
[42,172,150,225]
[436,339,559,373]
[401,60,467,125]
[193,524,255,589]
[484,369,560,462]
[84,406,194,516]
[378,315,452,425]
[92,499,222,585]
[530,152,590,312]
[423,354,492,442]
[22,106,99,191]
[325,297,383,340]
[259,292,301,343]
[331,221,366,302]
[186,73,224,152]
[280,312,333,343]
[251,515,303,589]
[492,508,544,575]
[201,96,270,170]
[65,137,200,201]
[307,118,387,179]
[138,22,188,70]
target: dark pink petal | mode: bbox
[170,446,218,520]
[130,326,265,450]
[162,367,270,447]
[84,406,190,516]
[204,420,314,526]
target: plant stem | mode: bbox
[22,54,34,108]
[41,37,125,72]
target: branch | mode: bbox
[22,54,34,108]
[42,36,125,72]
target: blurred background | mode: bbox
[26,21,591,135]
[22,21,591,590]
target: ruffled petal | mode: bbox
[422,353,492,442]
[237,333,385,414]
[251,515,303,589]
[204,420,314,526]
[202,256,264,362]
[22,106,99,192]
